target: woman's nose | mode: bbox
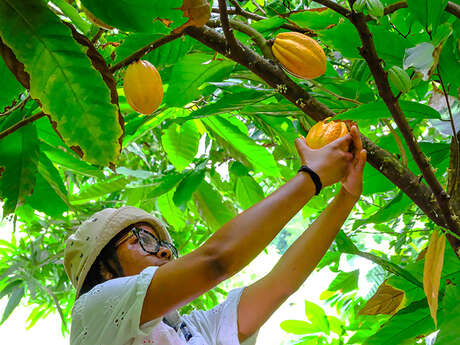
[157,246,172,260]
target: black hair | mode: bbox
[77,227,131,299]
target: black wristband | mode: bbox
[298,165,322,195]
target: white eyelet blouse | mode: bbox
[70,266,259,345]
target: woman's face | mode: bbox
[115,222,174,276]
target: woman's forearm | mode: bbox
[205,172,316,277]
[267,188,357,294]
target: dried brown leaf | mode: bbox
[359,280,406,315]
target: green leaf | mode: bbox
[335,230,359,254]
[162,121,201,172]
[70,176,131,205]
[406,0,448,33]
[173,169,206,211]
[329,270,359,293]
[157,189,186,231]
[0,284,24,325]
[203,116,280,177]
[164,53,235,107]
[353,192,413,230]
[235,176,265,210]
[334,100,441,120]
[0,112,39,215]
[289,9,341,30]
[305,300,330,335]
[280,320,322,335]
[0,0,123,166]
[0,59,23,112]
[26,152,68,218]
[193,181,237,231]
[80,0,183,32]
[363,299,435,345]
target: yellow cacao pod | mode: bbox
[174,0,211,33]
[272,32,327,79]
[123,60,163,115]
[305,117,350,149]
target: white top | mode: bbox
[70,266,259,345]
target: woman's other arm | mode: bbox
[236,126,367,341]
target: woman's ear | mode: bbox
[99,261,114,280]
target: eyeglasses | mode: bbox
[115,226,179,259]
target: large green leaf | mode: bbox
[26,152,68,218]
[304,300,330,335]
[0,0,122,166]
[0,284,24,325]
[173,169,206,210]
[0,59,23,111]
[162,120,201,172]
[235,176,265,210]
[406,0,448,34]
[280,319,322,335]
[335,100,441,120]
[164,53,235,107]
[193,181,237,231]
[70,176,132,205]
[353,192,413,230]
[157,189,187,231]
[203,116,280,177]
[0,111,39,215]
[329,270,359,293]
[80,0,183,32]
[288,9,341,30]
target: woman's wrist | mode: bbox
[338,187,360,205]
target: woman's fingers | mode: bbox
[350,125,363,153]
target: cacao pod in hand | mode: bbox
[306,117,351,149]
[272,32,327,80]
[123,60,163,115]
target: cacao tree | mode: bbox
[0,0,459,344]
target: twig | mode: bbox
[109,32,183,72]
[309,80,362,105]
[91,28,104,44]
[312,0,351,17]
[437,69,457,142]
[0,95,30,117]
[226,1,265,20]
[218,0,240,55]
[251,0,267,15]
[382,119,407,166]
[227,18,274,59]
[347,9,460,253]
[0,112,45,141]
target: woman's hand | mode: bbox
[295,134,353,187]
[341,125,367,200]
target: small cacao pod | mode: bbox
[353,0,366,12]
[305,117,351,149]
[123,60,163,115]
[174,0,211,33]
[366,0,384,19]
[272,32,327,80]
[388,66,411,93]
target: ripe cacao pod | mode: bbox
[305,117,350,149]
[388,66,411,93]
[272,32,327,80]
[174,0,211,33]
[123,60,163,115]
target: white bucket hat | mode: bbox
[64,206,172,296]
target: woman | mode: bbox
[64,126,366,345]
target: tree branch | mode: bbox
[0,112,45,140]
[218,0,240,55]
[108,32,183,72]
[347,11,460,255]
[184,25,446,229]
[312,0,351,17]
